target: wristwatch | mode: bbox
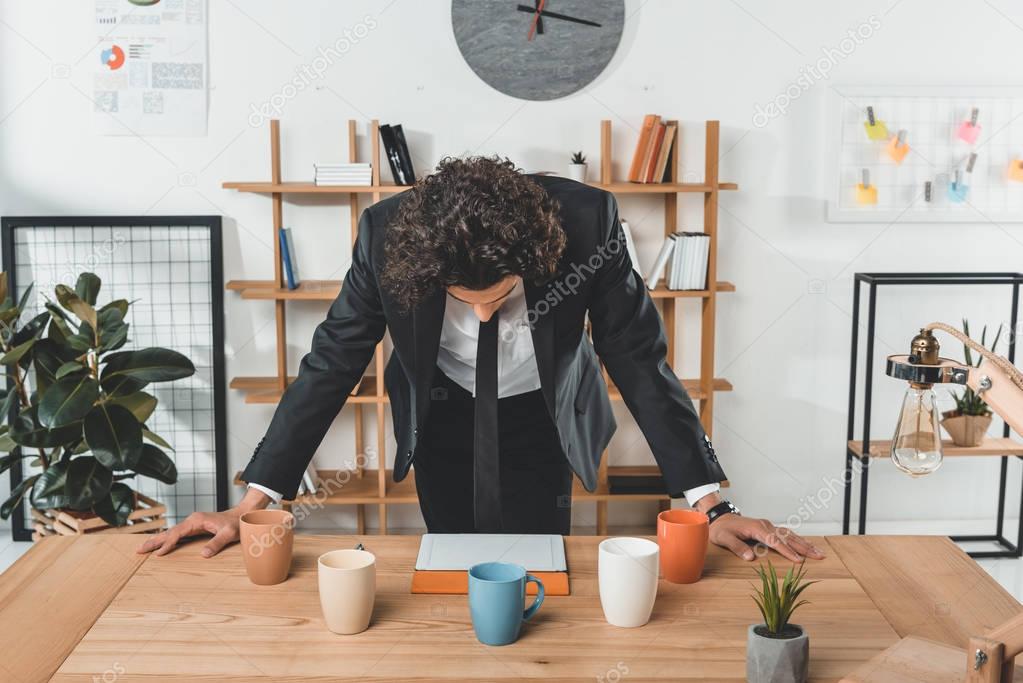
[706,500,740,524]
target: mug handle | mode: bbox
[522,574,545,622]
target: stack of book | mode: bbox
[645,232,710,291]
[628,115,678,184]
[296,463,320,496]
[314,162,372,186]
[379,123,416,186]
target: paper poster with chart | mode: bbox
[93,0,207,136]
[827,85,1023,222]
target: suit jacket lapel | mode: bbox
[524,280,556,420]
[413,288,446,423]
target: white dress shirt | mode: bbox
[249,281,720,507]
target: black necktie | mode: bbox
[474,310,502,532]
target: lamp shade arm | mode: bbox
[967,361,1023,437]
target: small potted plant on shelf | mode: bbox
[567,151,588,182]
[941,319,1000,447]
[747,560,816,683]
[0,272,195,538]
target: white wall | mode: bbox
[2,0,1023,535]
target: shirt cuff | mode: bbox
[247,482,283,504]
[683,483,720,507]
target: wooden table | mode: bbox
[2,534,1021,682]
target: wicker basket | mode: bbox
[30,492,167,541]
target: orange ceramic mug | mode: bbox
[657,509,709,584]
[239,509,295,585]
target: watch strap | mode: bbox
[706,500,740,524]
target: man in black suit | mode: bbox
[140,157,822,563]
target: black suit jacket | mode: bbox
[242,175,727,500]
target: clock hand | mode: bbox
[527,0,546,41]
[534,0,543,35]
[517,5,602,28]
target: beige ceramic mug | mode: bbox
[238,509,294,585]
[318,549,376,634]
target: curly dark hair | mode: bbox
[381,156,566,311]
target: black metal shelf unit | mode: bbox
[843,272,1023,559]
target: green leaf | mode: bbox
[39,374,99,428]
[100,374,148,398]
[65,332,93,352]
[1,474,39,519]
[75,273,101,306]
[0,338,36,365]
[55,284,97,330]
[0,432,16,452]
[64,456,112,509]
[99,299,130,318]
[110,391,157,423]
[0,450,29,475]
[16,282,34,315]
[9,407,82,448]
[101,348,195,383]
[99,323,129,352]
[93,482,135,527]
[141,428,173,451]
[10,311,50,347]
[84,403,143,470]
[0,273,8,310]
[30,460,72,509]
[55,361,88,379]
[47,316,71,345]
[132,444,177,484]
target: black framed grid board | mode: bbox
[1,216,227,542]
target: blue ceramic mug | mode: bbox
[467,562,545,646]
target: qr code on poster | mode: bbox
[94,90,118,112]
[152,62,203,90]
[143,91,164,114]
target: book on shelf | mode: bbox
[619,219,641,273]
[645,232,710,290]
[379,123,416,186]
[297,463,320,496]
[278,228,300,290]
[628,114,659,182]
[314,162,372,186]
[628,115,678,183]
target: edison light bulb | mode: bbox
[890,385,943,476]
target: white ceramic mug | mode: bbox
[598,537,659,628]
[318,549,376,635]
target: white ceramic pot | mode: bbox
[567,163,587,182]
[598,537,659,628]
[318,549,376,634]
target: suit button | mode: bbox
[413,428,419,437]
[406,450,413,461]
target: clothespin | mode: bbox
[856,168,877,205]
[957,107,981,144]
[924,180,932,202]
[863,106,889,141]
[887,129,910,163]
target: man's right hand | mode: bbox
[137,488,272,557]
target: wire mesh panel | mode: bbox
[1,216,226,541]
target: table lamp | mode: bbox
[885,322,1023,476]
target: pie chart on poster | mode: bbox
[101,45,125,70]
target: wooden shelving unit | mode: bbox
[222,118,736,534]
[849,437,1023,459]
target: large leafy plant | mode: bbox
[751,560,817,637]
[0,272,194,527]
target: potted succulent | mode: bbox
[0,272,194,534]
[567,151,588,182]
[747,560,817,683]
[941,319,1000,447]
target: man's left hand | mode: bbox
[708,513,825,562]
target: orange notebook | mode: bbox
[628,115,660,182]
[643,122,666,183]
[411,571,570,596]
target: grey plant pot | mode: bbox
[746,624,809,683]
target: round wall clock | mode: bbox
[451,0,625,101]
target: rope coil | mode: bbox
[924,322,1023,392]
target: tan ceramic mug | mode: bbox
[238,509,295,585]
[318,549,376,635]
